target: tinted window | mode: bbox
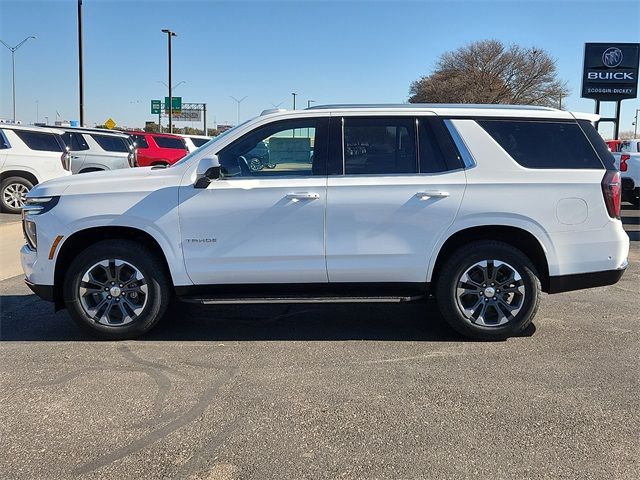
[131,134,149,149]
[343,117,416,175]
[153,136,186,150]
[478,120,603,169]
[418,117,463,173]
[61,132,89,151]
[0,130,10,149]
[219,118,326,177]
[14,130,63,152]
[577,120,616,170]
[190,137,210,147]
[91,134,129,152]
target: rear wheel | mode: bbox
[435,241,540,340]
[1,176,33,214]
[63,240,171,340]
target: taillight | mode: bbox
[619,154,629,172]
[601,170,621,219]
[60,150,71,171]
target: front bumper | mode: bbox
[548,260,628,294]
[25,279,55,302]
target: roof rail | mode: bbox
[306,103,558,111]
[260,108,287,116]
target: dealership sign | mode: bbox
[582,43,639,101]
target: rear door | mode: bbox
[325,114,467,283]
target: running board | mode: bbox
[180,295,424,305]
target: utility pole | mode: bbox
[203,103,207,135]
[78,0,84,126]
[161,29,177,133]
[0,35,36,122]
[230,96,247,125]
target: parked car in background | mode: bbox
[127,132,188,167]
[0,125,70,213]
[612,139,640,206]
[21,104,628,340]
[180,134,211,153]
[606,140,622,152]
[52,127,136,174]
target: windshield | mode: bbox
[171,119,253,167]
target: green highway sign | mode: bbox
[164,96,182,113]
[151,99,161,115]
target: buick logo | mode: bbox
[602,47,623,68]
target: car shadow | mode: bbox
[0,294,536,342]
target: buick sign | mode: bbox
[582,43,639,101]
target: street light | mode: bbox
[230,96,247,125]
[291,92,297,110]
[157,80,186,90]
[0,35,36,122]
[161,29,177,133]
[307,100,315,109]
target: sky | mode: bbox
[0,0,639,138]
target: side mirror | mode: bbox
[194,156,220,189]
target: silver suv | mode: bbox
[54,127,136,174]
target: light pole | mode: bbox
[78,0,84,126]
[291,92,297,110]
[35,100,39,123]
[0,35,36,122]
[230,96,247,125]
[161,29,177,133]
[634,108,640,139]
[307,99,315,109]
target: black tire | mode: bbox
[633,189,640,208]
[63,240,171,340]
[435,241,540,340]
[1,176,33,214]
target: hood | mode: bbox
[28,166,184,198]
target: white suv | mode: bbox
[54,127,136,174]
[180,134,211,153]
[20,104,629,340]
[0,125,71,213]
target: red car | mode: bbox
[127,132,188,167]
[606,140,622,153]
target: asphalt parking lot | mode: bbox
[1,205,639,479]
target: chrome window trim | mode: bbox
[444,119,477,169]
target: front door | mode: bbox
[326,115,467,283]
[179,117,329,285]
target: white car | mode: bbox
[21,104,629,340]
[54,127,136,174]
[180,134,211,153]
[0,125,71,213]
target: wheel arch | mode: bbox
[0,169,39,186]
[53,226,174,310]
[430,225,551,293]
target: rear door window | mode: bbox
[343,117,417,175]
[153,136,186,150]
[478,120,603,169]
[14,130,64,152]
[418,117,464,173]
[91,134,129,152]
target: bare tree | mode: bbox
[409,40,569,107]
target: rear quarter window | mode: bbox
[91,134,129,153]
[478,120,603,169]
[153,136,186,150]
[576,120,616,170]
[14,130,64,152]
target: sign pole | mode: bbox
[615,100,622,140]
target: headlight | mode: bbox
[23,218,37,250]
[21,197,59,250]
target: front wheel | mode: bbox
[435,241,540,340]
[63,240,171,340]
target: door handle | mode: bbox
[286,192,320,201]
[415,191,450,200]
